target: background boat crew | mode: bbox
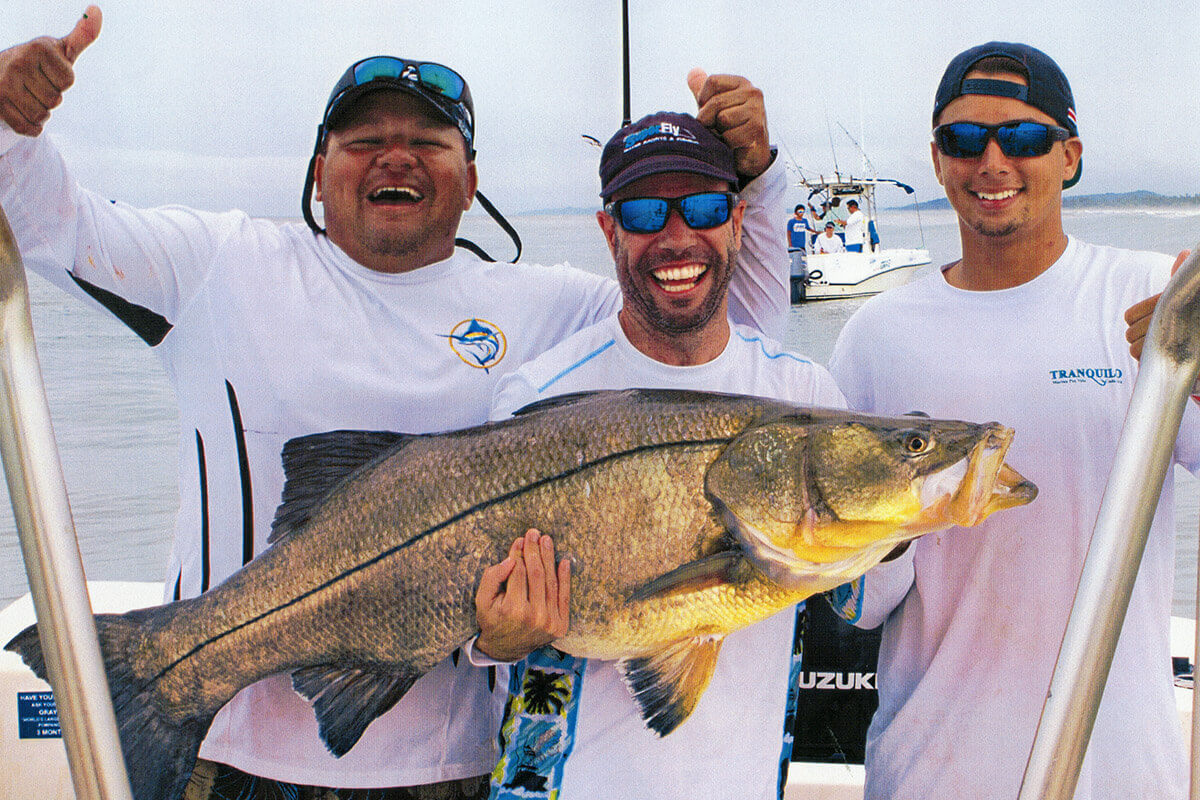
[0,6,789,799]
[816,221,846,254]
[472,108,844,800]
[842,198,867,252]
[788,204,813,302]
[827,41,1199,800]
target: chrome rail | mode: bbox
[1018,245,1200,800]
[0,205,132,799]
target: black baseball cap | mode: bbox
[301,56,476,234]
[599,112,737,199]
[933,42,1081,189]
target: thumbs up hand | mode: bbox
[687,67,770,181]
[0,6,102,136]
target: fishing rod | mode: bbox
[621,0,631,126]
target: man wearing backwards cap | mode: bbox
[827,42,1200,799]
[0,7,790,800]
[469,112,844,800]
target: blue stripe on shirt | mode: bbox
[537,339,617,394]
[735,331,814,365]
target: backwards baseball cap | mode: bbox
[302,56,476,234]
[933,42,1081,189]
[599,112,737,199]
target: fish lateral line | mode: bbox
[150,434,739,686]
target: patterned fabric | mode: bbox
[775,603,807,798]
[183,760,488,800]
[489,647,588,799]
[826,577,864,624]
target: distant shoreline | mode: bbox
[517,191,1200,216]
[902,191,1200,212]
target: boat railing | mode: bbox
[0,204,133,800]
[1018,244,1200,800]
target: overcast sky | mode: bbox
[3,1,1197,217]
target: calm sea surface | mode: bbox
[1,203,1199,615]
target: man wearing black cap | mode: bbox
[468,111,843,800]
[0,8,791,800]
[827,42,1200,800]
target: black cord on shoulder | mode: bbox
[455,190,523,264]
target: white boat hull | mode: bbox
[798,248,931,301]
[1,583,1193,799]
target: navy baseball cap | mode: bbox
[599,112,737,199]
[933,42,1081,189]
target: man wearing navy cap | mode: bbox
[470,111,844,800]
[0,7,791,800]
[828,42,1199,800]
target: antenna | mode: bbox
[837,121,878,178]
[621,0,631,126]
[823,105,840,179]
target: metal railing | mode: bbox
[1019,245,1200,800]
[0,204,132,800]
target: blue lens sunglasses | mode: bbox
[605,192,739,234]
[933,121,1071,159]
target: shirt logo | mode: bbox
[443,318,507,371]
[1049,367,1124,387]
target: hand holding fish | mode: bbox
[1124,249,1190,360]
[475,528,571,661]
[0,5,101,136]
[687,68,770,180]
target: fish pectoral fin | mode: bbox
[292,663,421,757]
[626,551,744,602]
[618,635,725,736]
[270,430,413,543]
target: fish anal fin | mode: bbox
[618,635,725,736]
[627,551,743,602]
[270,430,413,543]
[292,663,421,757]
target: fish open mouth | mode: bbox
[913,425,1037,531]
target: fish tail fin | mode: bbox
[6,613,211,800]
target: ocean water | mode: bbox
[1,203,1199,617]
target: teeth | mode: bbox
[652,264,706,287]
[370,186,423,202]
[976,189,1018,201]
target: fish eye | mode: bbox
[902,430,933,454]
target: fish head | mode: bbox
[705,411,1037,591]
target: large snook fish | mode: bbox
[6,389,1036,800]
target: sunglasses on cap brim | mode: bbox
[933,121,1071,159]
[605,191,738,234]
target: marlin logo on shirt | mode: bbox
[443,318,507,371]
[1049,367,1124,387]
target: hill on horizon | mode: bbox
[908,190,1200,211]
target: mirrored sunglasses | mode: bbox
[933,121,1071,159]
[605,191,738,234]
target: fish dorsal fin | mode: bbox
[627,551,745,602]
[292,663,421,757]
[270,430,412,543]
[618,635,725,736]
[510,390,608,417]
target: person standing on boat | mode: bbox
[827,41,1200,800]
[0,8,791,800]
[787,204,812,301]
[815,221,846,254]
[841,198,867,252]
[471,111,844,800]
